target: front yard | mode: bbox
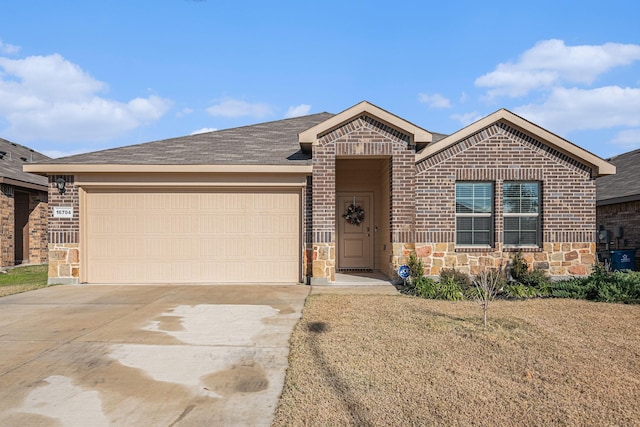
[273,294,640,426]
[0,264,49,297]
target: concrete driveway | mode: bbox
[0,284,309,426]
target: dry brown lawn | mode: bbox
[273,294,640,426]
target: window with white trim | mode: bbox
[503,181,540,247]
[455,182,493,246]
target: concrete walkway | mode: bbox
[311,272,400,295]
[0,284,309,426]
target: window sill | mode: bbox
[455,246,496,253]
[503,246,542,252]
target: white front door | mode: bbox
[337,193,373,270]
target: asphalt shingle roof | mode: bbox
[0,139,49,188]
[596,148,640,204]
[37,113,335,166]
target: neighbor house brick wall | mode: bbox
[415,122,597,277]
[0,185,15,267]
[311,115,414,282]
[0,185,48,267]
[27,191,48,264]
[597,200,640,270]
[47,175,80,284]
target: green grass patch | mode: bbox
[0,264,50,297]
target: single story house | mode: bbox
[596,148,639,270]
[25,101,615,285]
[1,138,49,267]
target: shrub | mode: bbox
[546,265,640,303]
[412,276,465,301]
[502,284,538,299]
[407,252,424,284]
[508,251,550,290]
[413,276,437,298]
[440,268,471,290]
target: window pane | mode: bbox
[503,182,539,214]
[457,217,472,230]
[456,182,492,214]
[474,216,492,231]
[521,217,538,231]
[504,216,539,246]
[457,231,472,245]
[504,231,519,245]
[475,231,492,245]
[520,231,538,245]
[503,198,520,213]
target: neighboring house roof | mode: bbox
[0,138,49,190]
[415,109,615,178]
[596,148,640,205]
[26,113,334,174]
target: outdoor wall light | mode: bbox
[56,177,66,194]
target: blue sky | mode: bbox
[1,0,639,159]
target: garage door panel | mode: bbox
[86,189,300,283]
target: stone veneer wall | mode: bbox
[311,115,415,282]
[415,122,597,277]
[597,200,640,270]
[0,185,48,267]
[47,175,80,284]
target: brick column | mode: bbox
[47,175,80,284]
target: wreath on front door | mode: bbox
[343,203,365,226]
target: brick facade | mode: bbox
[415,123,597,277]
[47,175,80,284]
[597,200,640,270]
[310,115,415,282]
[0,184,48,268]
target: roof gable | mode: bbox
[415,109,615,177]
[298,101,432,151]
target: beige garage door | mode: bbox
[85,188,300,283]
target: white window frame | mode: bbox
[455,182,494,248]
[503,181,541,248]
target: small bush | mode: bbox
[502,284,538,299]
[508,251,550,290]
[407,252,424,283]
[412,276,465,301]
[413,276,437,298]
[440,268,471,289]
[546,264,640,303]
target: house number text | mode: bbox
[53,207,73,218]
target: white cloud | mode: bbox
[206,98,272,118]
[0,53,171,142]
[418,93,452,108]
[190,127,217,135]
[0,39,20,54]
[284,104,311,118]
[176,107,193,117]
[476,39,640,98]
[451,111,482,126]
[514,86,640,134]
[611,128,640,150]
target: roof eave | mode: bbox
[0,176,48,191]
[23,164,313,175]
